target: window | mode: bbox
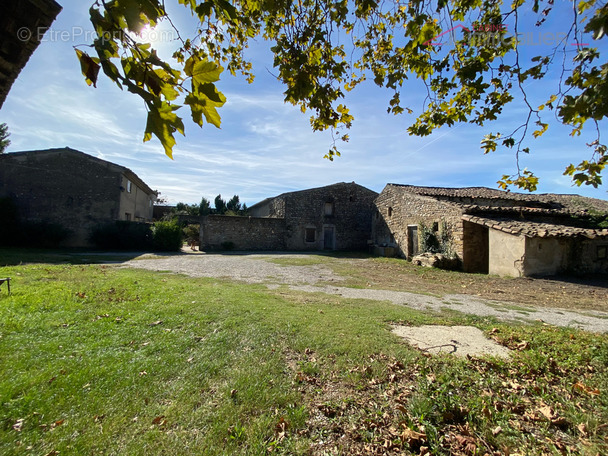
[598,246,607,260]
[324,202,334,216]
[126,180,132,193]
[388,207,393,218]
[432,222,439,232]
[125,212,132,221]
[305,228,316,243]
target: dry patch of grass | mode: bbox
[319,256,608,312]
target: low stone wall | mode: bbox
[200,215,286,251]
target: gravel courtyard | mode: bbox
[123,252,608,333]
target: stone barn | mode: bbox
[0,147,157,246]
[201,182,378,251]
[373,184,608,277]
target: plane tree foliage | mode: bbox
[77,0,608,190]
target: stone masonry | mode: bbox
[0,148,156,246]
[373,184,608,276]
[249,182,378,251]
[200,215,286,251]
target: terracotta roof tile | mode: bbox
[462,214,608,239]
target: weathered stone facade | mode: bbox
[200,215,286,251]
[0,0,62,109]
[373,184,608,277]
[249,182,378,251]
[373,185,464,260]
[0,148,156,246]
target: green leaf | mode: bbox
[75,49,100,88]
[144,102,185,159]
[190,60,223,84]
[184,90,225,128]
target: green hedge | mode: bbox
[152,221,183,251]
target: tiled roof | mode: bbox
[250,182,378,208]
[387,184,608,213]
[462,214,608,239]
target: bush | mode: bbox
[419,222,455,258]
[182,224,200,243]
[89,221,153,250]
[152,221,183,251]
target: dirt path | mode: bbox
[124,253,608,333]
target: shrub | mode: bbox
[152,221,183,251]
[419,223,440,253]
[419,222,455,258]
[182,224,200,243]
[89,221,153,250]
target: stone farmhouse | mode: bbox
[372,184,608,277]
[200,182,378,251]
[0,0,62,109]
[0,148,156,246]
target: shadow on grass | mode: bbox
[528,273,608,290]
[0,248,161,266]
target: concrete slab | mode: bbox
[392,325,511,358]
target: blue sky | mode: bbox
[1,0,607,205]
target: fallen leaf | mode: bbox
[150,320,163,326]
[577,423,588,436]
[51,420,64,429]
[152,415,167,426]
[574,382,600,396]
[492,425,502,436]
[12,419,24,432]
[538,405,555,421]
[275,416,289,434]
[401,427,426,444]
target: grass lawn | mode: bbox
[0,259,607,454]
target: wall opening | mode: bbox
[407,225,419,258]
[323,226,335,249]
[462,221,489,273]
[305,227,316,243]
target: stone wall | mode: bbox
[249,197,285,218]
[373,185,464,259]
[0,0,62,108]
[119,173,155,222]
[282,183,378,251]
[200,215,286,251]
[0,148,154,247]
[573,238,608,274]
